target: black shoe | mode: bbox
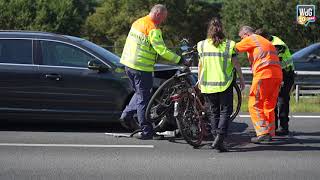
[119,116,139,130]
[136,134,164,140]
[251,134,272,144]
[275,129,289,136]
[211,134,228,153]
[152,134,165,140]
[215,142,228,153]
[119,117,130,129]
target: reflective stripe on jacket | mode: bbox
[120,15,180,72]
[271,36,294,71]
[197,39,235,93]
[236,34,282,79]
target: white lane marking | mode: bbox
[0,143,154,148]
[104,133,131,137]
[239,115,320,118]
[291,115,320,118]
[239,115,251,118]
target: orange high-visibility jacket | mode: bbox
[236,34,282,79]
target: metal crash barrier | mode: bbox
[190,67,320,102]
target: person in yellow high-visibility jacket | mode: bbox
[120,4,185,140]
[197,17,245,152]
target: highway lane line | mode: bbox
[239,115,251,118]
[0,143,154,148]
[291,115,320,118]
[104,133,131,137]
[239,115,320,118]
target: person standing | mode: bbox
[235,26,282,143]
[197,18,245,152]
[120,4,184,140]
[255,29,295,136]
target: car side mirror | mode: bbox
[88,59,109,72]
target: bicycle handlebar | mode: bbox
[178,38,197,67]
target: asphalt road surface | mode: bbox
[0,113,319,180]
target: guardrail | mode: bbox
[293,71,320,102]
[190,67,320,102]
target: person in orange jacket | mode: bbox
[235,26,282,143]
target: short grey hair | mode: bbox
[150,4,167,14]
[239,26,254,36]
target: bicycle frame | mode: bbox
[167,67,241,147]
[170,84,205,118]
[169,70,207,124]
[145,39,241,146]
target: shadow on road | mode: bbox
[229,130,320,152]
[231,145,320,152]
[229,121,249,133]
[164,120,320,152]
[292,131,320,137]
[165,121,250,148]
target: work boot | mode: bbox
[152,134,165,140]
[275,128,289,136]
[215,141,228,153]
[136,133,164,140]
[119,115,140,130]
[251,134,272,144]
[211,134,228,153]
[119,117,130,130]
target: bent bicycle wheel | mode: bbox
[230,83,242,121]
[145,77,177,131]
[195,82,241,122]
[175,95,204,147]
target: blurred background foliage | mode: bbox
[0,0,319,66]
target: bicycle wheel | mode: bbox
[175,95,204,147]
[196,82,241,122]
[230,82,242,121]
[145,77,177,131]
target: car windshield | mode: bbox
[64,35,121,66]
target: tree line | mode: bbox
[0,0,319,65]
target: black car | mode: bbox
[292,43,320,71]
[0,30,180,127]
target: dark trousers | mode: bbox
[121,67,154,136]
[275,70,295,130]
[203,85,233,136]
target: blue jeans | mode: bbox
[121,67,154,136]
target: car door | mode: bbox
[304,47,320,71]
[0,38,43,115]
[294,45,320,71]
[37,39,125,120]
